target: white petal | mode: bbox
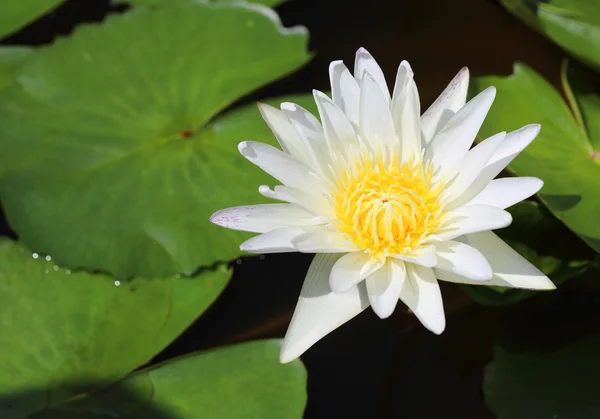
[257,103,309,164]
[238,141,323,192]
[443,132,506,206]
[465,177,544,209]
[280,253,370,363]
[391,62,421,160]
[421,67,469,145]
[291,227,358,253]
[258,184,333,217]
[426,87,496,176]
[436,205,512,241]
[313,90,360,154]
[435,240,492,281]
[464,124,541,199]
[210,204,317,233]
[329,251,370,293]
[359,72,396,150]
[329,60,360,126]
[354,47,390,103]
[280,102,330,175]
[392,244,438,267]
[240,227,306,253]
[402,264,445,334]
[367,259,406,319]
[435,231,555,290]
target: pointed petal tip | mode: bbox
[279,347,298,364]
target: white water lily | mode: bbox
[210,47,555,363]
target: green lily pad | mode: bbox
[485,333,600,418]
[472,63,600,254]
[501,0,600,71]
[0,47,32,92]
[27,340,307,419]
[0,238,230,418]
[0,0,64,40]
[116,0,288,8]
[0,1,311,278]
[461,201,592,306]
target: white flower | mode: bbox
[210,47,555,363]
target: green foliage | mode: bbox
[0,0,64,40]
[472,63,600,255]
[501,0,600,71]
[0,1,312,278]
[0,48,32,91]
[461,201,592,305]
[28,340,307,419]
[0,238,230,418]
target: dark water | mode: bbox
[0,1,573,418]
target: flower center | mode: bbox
[331,151,446,258]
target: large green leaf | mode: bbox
[461,201,591,305]
[485,333,600,418]
[0,0,64,40]
[116,0,288,8]
[0,238,230,418]
[501,0,600,71]
[29,340,307,419]
[0,47,32,92]
[472,63,600,253]
[0,1,311,278]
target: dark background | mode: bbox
[0,1,571,418]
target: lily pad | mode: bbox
[28,340,307,419]
[501,0,600,71]
[0,0,64,40]
[0,238,230,418]
[461,201,591,306]
[116,0,288,8]
[0,1,311,278]
[0,47,32,92]
[472,63,600,254]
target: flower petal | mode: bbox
[240,227,306,253]
[238,141,324,192]
[210,204,318,233]
[313,89,360,154]
[426,86,496,176]
[435,231,555,290]
[435,240,492,281]
[354,47,390,103]
[258,184,333,217]
[443,132,506,206]
[330,60,360,127]
[291,227,358,253]
[391,62,421,160]
[465,177,544,209]
[359,71,397,150]
[392,244,438,267]
[421,67,469,145]
[460,124,541,200]
[329,251,370,293]
[367,259,406,319]
[257,103,309,164]
[280,253,370,363]
[436,204,512,241]
[402,264,445,334]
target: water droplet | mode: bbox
[65,269,71,275]
[44,269,49,274]
[236,259,242,265]
[259,255,265,260]
[175,274,181,278]
[32,253,39,259]
[53,265,59,271]
[45,255,51,262]
[114,280,121,286]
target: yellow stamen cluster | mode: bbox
[331,151,445,258]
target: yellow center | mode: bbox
[331,152,446,258]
